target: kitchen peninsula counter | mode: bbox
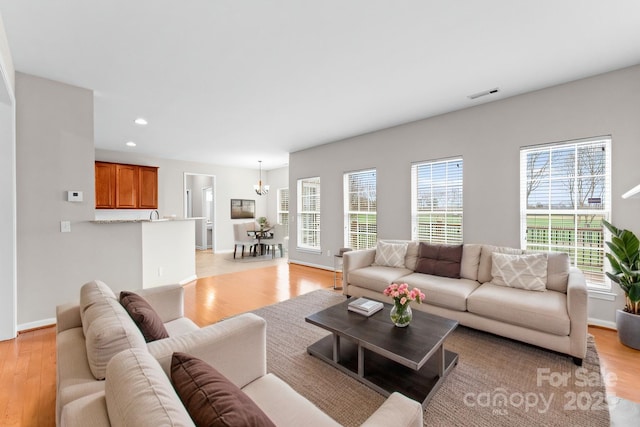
[89,218,198,288]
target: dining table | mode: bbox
[247,228,273,256]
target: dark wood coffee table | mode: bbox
[305,299,458,407]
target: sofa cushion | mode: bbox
[80,280,117,336]
[460,244,482,281]
[397,273,480,312]
[373,241,408,268]
[491,253,547,291]
[349,266,414,293]
[467,283,570,336]
[120,291,170,343]
[56,327,107,415]
[85,298,147,380]
[171,352,276,427]
[477,245,523,283]
[106,349,195,427]
[524,251,571,293]
[414,243,463,278]
[243,373,341,427]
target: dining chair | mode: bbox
[233,222,258,258]
[267,223,287,258]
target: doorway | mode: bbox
[184,173,215,251]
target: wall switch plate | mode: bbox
[61,221,71,233]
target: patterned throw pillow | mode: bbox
[373,241,408,268]
[491,253,548,291]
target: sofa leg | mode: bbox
[233,245,237,259]
[572,357,583,366]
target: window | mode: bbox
[277,188,289,229]
[297,177,320,251]
[344,169,377,249]
[520,136,611,288]
[411,157,463,244]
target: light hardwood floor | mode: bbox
[0,259,637,426]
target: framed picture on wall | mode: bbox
[230,199,255,219]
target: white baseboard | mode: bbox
[288,259,334,271]
[18,317,55,332]
[588,318,617,330]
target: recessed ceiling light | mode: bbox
[126,141,137,147]
[134,117,148,126]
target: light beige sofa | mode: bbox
[343,242,588,364]
[57,280,424,427]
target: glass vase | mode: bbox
[390,303,412,327]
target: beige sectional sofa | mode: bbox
[342,241,588,364]
[57,280,424,427]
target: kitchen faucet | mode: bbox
[150,210,160,220]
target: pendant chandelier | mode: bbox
[254,160,270,196]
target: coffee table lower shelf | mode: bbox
[307,334,458,407]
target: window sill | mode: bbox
[587,289,617,301]
[296,247,322,255]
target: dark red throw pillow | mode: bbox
[119,291,170,343]
[171,352,276,427]
[414,243,463,278]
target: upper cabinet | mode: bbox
[138,166,158,209]
[95,162,158,209]
[95,162,116,208]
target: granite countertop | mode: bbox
[91,217,205,224]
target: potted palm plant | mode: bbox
[603,220,640,350]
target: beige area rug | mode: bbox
[249,290,610,427]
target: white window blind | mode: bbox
[344,169,377,250]
[411,157,463,244]
[277,187,289,229]
[297,177,321,251]
[520,136,612,288]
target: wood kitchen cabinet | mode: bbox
[95,162,116,208]
[138,166,158,209]
[95,162,158,209]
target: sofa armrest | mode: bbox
[360,392,423,427]
[137,284,184,322]
[342,249,376,294]
[566,267,588,359]
[147,313,267,389]
[56,302,82,333]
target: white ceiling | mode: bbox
[1,1,640,170]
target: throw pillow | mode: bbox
[119,291,170,343]
[373,241,408,268]
[171,352,276,427]
[491,253,548,291]
[414,243,463,278]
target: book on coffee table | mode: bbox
[347,298,383,316]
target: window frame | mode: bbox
[411,157,464,244]
[296,177,321,252]
[277,187,289,229]
[519,136,612,290]
[343,168,377,250]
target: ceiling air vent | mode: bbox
[468,87,499,100]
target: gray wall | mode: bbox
[0,13,16,340]
[16,73,144,327]
[289,64,640,326]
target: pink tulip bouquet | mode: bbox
[383,283,425,307]
[383,283,425,327]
